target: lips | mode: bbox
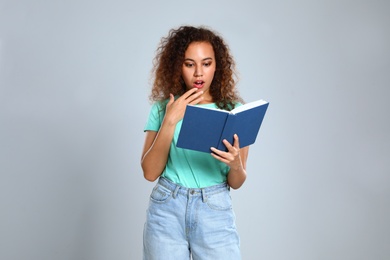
[193,80,205,89]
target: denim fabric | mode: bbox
[143,177,241,260]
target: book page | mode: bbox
[187,104,230,113]
[231,99,268,114]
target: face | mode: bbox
[182,41,216,102]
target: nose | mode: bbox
[194,66,203,77]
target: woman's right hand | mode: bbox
[164,88,204,126]
[141,88,204,181]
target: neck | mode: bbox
[199,91,213,104]
[198,100,214,104]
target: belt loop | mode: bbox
[172,185,180,199]
[201,188,207,203]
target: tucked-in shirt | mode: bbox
[144,101,233,188]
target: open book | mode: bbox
[176,99,269,153]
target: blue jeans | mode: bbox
[143,177,241,260]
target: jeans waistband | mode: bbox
[157,177,229,200]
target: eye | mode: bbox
[203,62,212,67]
[184,63,194,68]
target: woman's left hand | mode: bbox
[210,134,243,170]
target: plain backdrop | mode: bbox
[1,0,389,259]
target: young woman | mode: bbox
[141,26,248,260]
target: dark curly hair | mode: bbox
[149,25,243,111]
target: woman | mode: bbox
[141,25,248,260]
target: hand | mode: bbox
[210,134,243,170]
[164,88,204,125]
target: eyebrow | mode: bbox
[184,57,213,62]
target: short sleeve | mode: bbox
[235,102,243,108]
[144,102,166,132]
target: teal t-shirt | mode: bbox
[144,101,233,188]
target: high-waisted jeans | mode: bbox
[143,177,241,260]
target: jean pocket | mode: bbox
[150,184,172,204]
[206,190,232,211]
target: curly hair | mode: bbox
[149,26,243,111]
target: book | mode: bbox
[176,99,269,153]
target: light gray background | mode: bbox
[1,0,389,259]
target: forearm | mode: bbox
[226,144,249,189]
[227,165,247,189]
[141,120,176,181]
[141,90,205,181]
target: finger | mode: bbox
[222,139,240,159]
[186,90,204,102]
[188,95,204,105]
[210,149,230,164]
[222,139,234,151]
[182,88,199,99]
[211,146,234,161]
[167,93,175,106]
[233,134,240,148]
[210,147,227,157]
[176,89,197,102]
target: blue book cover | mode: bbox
[177,100,269,153]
